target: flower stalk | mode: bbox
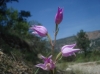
[47,34,54,56]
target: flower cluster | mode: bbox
[30,7,80,73]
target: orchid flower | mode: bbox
[61,44,80,57]
[30,25,48,37]
[55,7,63,25]
[35,55,55,71]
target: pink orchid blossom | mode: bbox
[55,7,63,25]
[61,44,80,57]
[35,55,55,71]
[30,25,48,37]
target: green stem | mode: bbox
[47,34,54,56]
[55,24,58,32]
[53,69,55,74]
[34,68,39,74]
[54,24,58,46]
[55,52,62,62]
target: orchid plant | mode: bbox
[30,7,80,74]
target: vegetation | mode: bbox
[0,1,50,74]
[76,30,90,57]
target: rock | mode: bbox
[66,67,73,74]
[0,51,34,74]
[0,51,3,55]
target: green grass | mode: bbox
[96,61,100,65]
[56,62,68,71]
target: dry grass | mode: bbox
[69,61,100,74]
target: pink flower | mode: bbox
[30,25,48,37]
[55,7,63,25]
[61,44,80,57]
[35,55,55,71]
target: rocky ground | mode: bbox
[0,51,34,74]
[68,61,100,74]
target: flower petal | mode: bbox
[30,25,48,37]
[48,55,52,59]
[35,64,47,70]
[61,44,76,51]
[62,48,80,57]
[32,31,38,35]
[34,26,47,34]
